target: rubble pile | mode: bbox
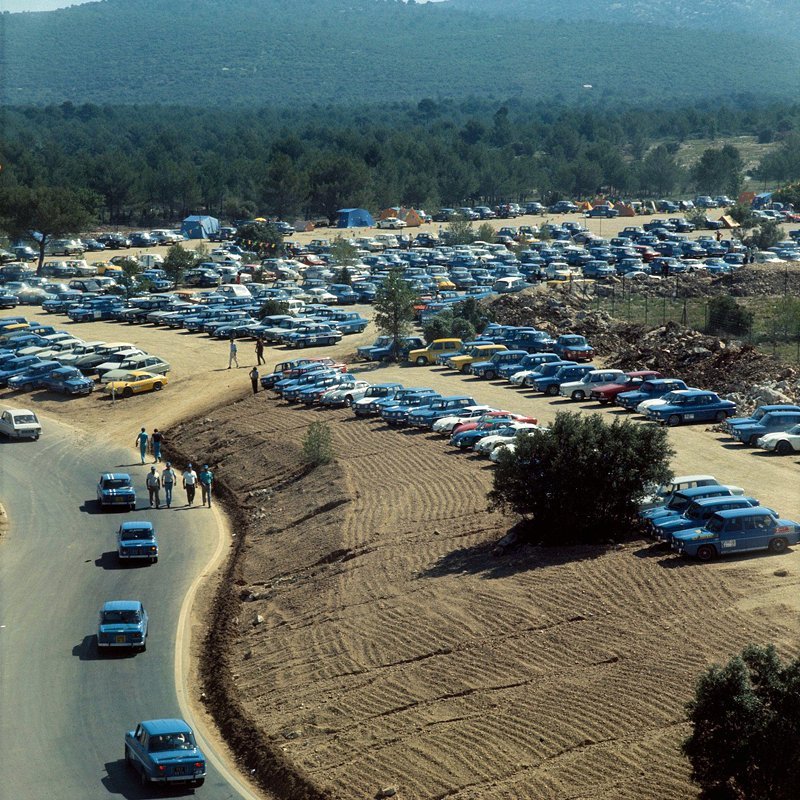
[486,288,799,411]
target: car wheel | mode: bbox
[776,440,793,456]
[714,410,727,422]
[129,503,135,512]
[415,356,428,366]
[460,364,470,374]
[192,779,205,788]
[696,544,716,562]
[767,534,790,554]
[153,382,162,391]
[667,414,681,427]
[344,395,353,407]
[122,387,133,398]
[571,390,585,401]
[545,384,559,397]
[485,370,496,380]
[748,434,760,447]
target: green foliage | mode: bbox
[476,222,496,242]
[423,314,453,344]
[162,244,197,288]
[489,412,674,545]
[445,215,476,246]
[743,220,783,251]
[0,185,97,273]
[692,145,744,196]
[258,299,289,317]
[706,295,754,337]
[772,181,800,208]
[728,203,756,226]
[451,317,477,342]
[113,256,142,294]
[683,644,800,800]
[374,268,416,358]
[236,222,282,259]
[334,266,352,286]
[302,421,333,467]
[329,237,358,269]
[422,298,487,343]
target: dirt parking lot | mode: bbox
[6,261,800,799]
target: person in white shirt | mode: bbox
[162,462,178,508]
[182,463,198,506]
[145,466,161,508]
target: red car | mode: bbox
[451,412,537,436]
[589,370,662,404]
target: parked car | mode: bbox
[44,238,84,256]
[319,379,373,408]
[589,370,663,404]
[470,350,529,380]
[100,355,170,384]
[730,410,800,447]
[376,217,407,229]
[408,338,464,366]
[639,474,720,510]
[447,343,507,374]
[117,520,159,564]
[7,359,63,392]
[97,473,136,510]
[0,407,41,439]
[558,368,627,401]
[553,334,594,362]
[616,378,689,411]
[124,719,206,787]
[757,423,800,456]
[105,371,169,397]
[722,404,800,435]
[382,392,442,426]
[97,600,148,652]
[40,366,95,395]
[351,383,404,417]
[643,390,736,426]
[651,495,762,545]
[641,484,746,526]
[672,508,800,561]
[407,395,477,428]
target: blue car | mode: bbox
[672,508,800,561]
[523,360,577,391]
[117,520,159,564]
[650,495,761,544]
[640,484,743,525]
[281,372,340,402]
[382,392,442,426]
[722,404,800,435]
[352,383,405,417]
[535,363,596,396]
[644,389,736,426]
[0,355,44,387]
[553,334,594,362]
[329,311,369,334]
[730,410,800,446]
[327,284,359,305]
[97,600,148,652]
[406,395,477,428]
[6,359,62,391]
[125,719,206,787]
[97,473,136,511]
[470,350,528,380]
[616,378,689,411]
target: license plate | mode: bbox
[116,635,126,643]
[173,766,185,775]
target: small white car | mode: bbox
[757,424,800,456]
[558,369,626,401]
[474,423,540,454]
[319,380,372,407]
[0,407,42,439]
[431,405,496,434]
[94,349,147,378]
[376,217,407,229]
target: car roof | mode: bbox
[102,600,142,611]
[119,520,154,531]
[373,382,403,389]
[7,407,36,415]
[101,472,131,480]
[693,496,753,508]
[713,507,773,519]
[677,485,731,498]
[141,719,193,735]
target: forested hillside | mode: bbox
[1,0,798,106]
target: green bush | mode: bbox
[706,295,753,337]
[302,421,333,467]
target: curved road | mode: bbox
[0,418,260,799]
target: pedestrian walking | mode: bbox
[199,464,214,508]
[249,365,259,394]
[162,462,177,508]
[228,337,239,369]
[151,428,163,463]
[255,338,265,365]
[146,466,162,508]
[182,463,198,506]
[135,427,148,465]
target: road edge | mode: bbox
[0,501,8,540]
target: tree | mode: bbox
[476,222,496,242]
[637,145,682,197]
[162,244,198,289]
[258,299,289,317]
[374,268,416,359]
[113,256,143,295]
[0,185,97,274]
[489,412,674,545]
[329,236,359,272]
[743,220,783,252]
[235,221,282,259]
[302,421,334,467]
[705,296,753,337]
[683,644,800,800]
[445,214,476,246]
[692,145,744,196]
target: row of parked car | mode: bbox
[254,354,799,562]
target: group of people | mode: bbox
[135,427,214,509]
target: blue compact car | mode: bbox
[616,378,688,410]
[39,366,95,395]
[125,719,206,787]
[650,495,761,545]
[117,521,158,564]
[97,600,148,652]
[97,473,136,511]
[644,390,736,426]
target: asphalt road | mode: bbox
[0,419,257,799]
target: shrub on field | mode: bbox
[683,644,800,800]
[705,295,753,336]
[302,421,333,467]
[489,411,673,545]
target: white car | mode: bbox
[303,288,338,304]
[18,337,84,361]
[489,441,516,462]
[0,407,41,439]
[635,389,699,415]
[94,349,147,378]
[757,424,800,456]
[431,405,496,434]
[319,380,372,407]
[638,474,720,510]
[57,340,106,365]
[100,354,170,384]
[376,217,407,230]
[474,423,540,454]
[558,369,626,401]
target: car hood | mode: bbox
[673,527,716,543]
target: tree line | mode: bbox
[1,101,799,228]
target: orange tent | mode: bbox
[738,192,756,207]
[613,202,636,217]
[400,208,423,227]
[378,207,401,220]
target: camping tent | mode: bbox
[336,208,374,228]
[720,215,740,229]
[400,208,423,227]
[181,215,220,239]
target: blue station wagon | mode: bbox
[125,719,206,787]
[672,508,800,561]
[97,600,148,652]
[650,495,761,544]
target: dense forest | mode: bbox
[1,0,799,106]
[2,100,799,226]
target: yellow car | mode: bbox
[437,278,456,291]
[94,261,125,277]
[447,344,507,374]
[105,370,169,398]
[407,337,463,366]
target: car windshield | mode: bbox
[13,414,38,424]
[667,494,691,511]
[103,479,129,489]
[685,503,707,520]
[102,610,141,624]
[148,732,195,752]
[121,528,152,540]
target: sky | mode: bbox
[1,0,92,10]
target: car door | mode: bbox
[718,516,744,554]
[746,514,777,551]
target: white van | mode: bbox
[217,284,252,300]
[138,254,164,269]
